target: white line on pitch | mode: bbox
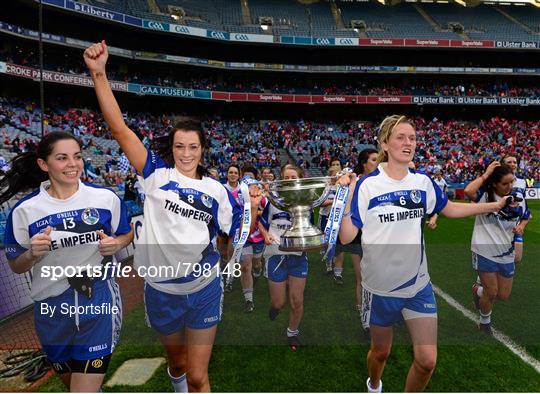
[432,284,540,374]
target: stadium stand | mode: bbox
[73,0,540,41]
[421,3,535,41]
[337,2,460,39]
[1,97,537,185]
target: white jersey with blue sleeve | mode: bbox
[350,163,448,298]
[4,181,131,301]
[136,150,241,295]
[260,203,302,257]
[471,191,527,263]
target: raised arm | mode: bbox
[83,41,147,173]
[464,161,500,201]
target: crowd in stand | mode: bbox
[260,117,539,183]
[0,97,538,185]
[3,49,540,98]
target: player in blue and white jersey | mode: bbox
[2,132,133,392]
[501,155,531,264]
[465,163,528,335]
[261,165,309,350]
[85,41,261,392]
[337,115,511,393]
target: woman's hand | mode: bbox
[97,230,122,256]
[482,161,500,180]
[83,40,108,74]
[248,185,263,207]
[29,226,52,259]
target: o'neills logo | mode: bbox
[260,95,283,101]
[323,96,346,102]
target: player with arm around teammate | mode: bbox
[464,162,527,335]
[337,115,511,392]
[2,132,133,392]
[84,41,261,392]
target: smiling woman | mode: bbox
[0,131,133,392]
[84,40,261,393]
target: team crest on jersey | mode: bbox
[410,190,421,204]
[82,207,100,225]
[201,194,213,208]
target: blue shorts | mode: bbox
[34,278,122,363]
[241,241,265,261]
[361,282,437,328]
[472,253,515,278]
[144,276,223,335]
[266,254,308,282]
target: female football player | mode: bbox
[2,131,132,392]
[85,41,261,392]
[337,115,511,392]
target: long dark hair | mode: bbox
[354,148,378,176]
[153,118,208,178]
[482,164,513,202]
[0,132,82,204]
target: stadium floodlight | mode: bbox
[259,16,273,31]
[454,0,467,6]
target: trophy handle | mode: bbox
[310,184,333,209]
[267,190,287,210]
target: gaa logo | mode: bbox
[339,38,354,45]
[91,359,103,369]
[210,31,228,40]
[174,25,190,34]
[147,21,165,31]
[234,34,249,41]
[315,38,330,45]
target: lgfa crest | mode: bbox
[82,207,100,225]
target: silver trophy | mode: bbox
[267,176,333,251]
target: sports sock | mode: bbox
[367,377,382,393]
[287,327,300,337]
[242,288,253,302]
[480,311,492,325]
[168,368,188,393]
[333,267,343,276]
